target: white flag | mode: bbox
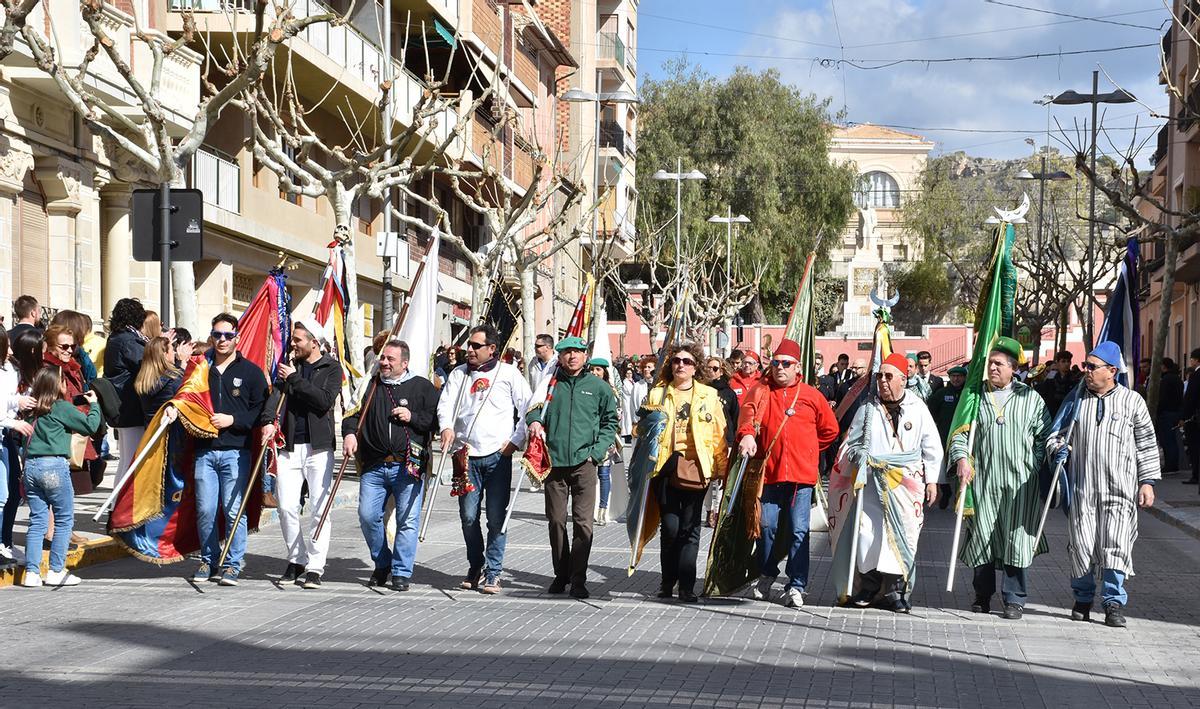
[398,230,441,380]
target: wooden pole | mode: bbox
[312,256,429,542]
[216,393,287,570]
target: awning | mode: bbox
[434,17,456,48]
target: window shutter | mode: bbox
[17,178,49,305]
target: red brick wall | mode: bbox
[539,0,571,153]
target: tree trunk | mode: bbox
[171,262,197,332]
[1146,235,1180,417]
[331,187,365,380]
[520,265,537,386]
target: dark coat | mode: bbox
[1158,370,1184,415]
[929,383,964,442]
[710,377,740,447]
[196,353,269,450]
[342,375,440,470]
[1182,367,1200,421]
[104,329,146,428]
[139,372,182,426]
[265,354,344,452]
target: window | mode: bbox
[280,145,302,206]
[854,171,900,209]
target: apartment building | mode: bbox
[0,0,602,353]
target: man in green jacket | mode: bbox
[527,336,619,599]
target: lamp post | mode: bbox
[652,160,706,300]
[1050,72,1136,346]
[708,209,750,353]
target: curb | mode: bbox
[0,486,361,589]
[1145,501,1200,542]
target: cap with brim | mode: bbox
[586,356,610,368]
[948,365,968,376]
[555,336,587,352]
[991,336,1024,364]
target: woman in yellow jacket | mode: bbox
[646,342,728,602]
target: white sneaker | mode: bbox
[784,587,805,608]
[21,571,42,587]
[0,543,13,562]
[596,508,608,526]
[44,569,81,587]
[749,575,774,600]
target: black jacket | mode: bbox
[265,354,344,452]
[929,384,963,442]
[104,329,146,427]
[139,373,182,426]
[1158,370,1184,415]
[1182,367,1200,421]
[711,377,740,447]
[342,375,440,470]
[1037,370,1081,416]
[197,353,269,450]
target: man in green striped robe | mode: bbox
[949,337,1051,620]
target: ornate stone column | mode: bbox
[99,183,133,321]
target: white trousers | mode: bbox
[276,443,334,574]
[114,426,146,489]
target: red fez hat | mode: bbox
[742,350,760,363]
[773,339,802,361]
[882,353,910,376]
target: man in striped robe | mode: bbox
[1049,342,1159,628]
[949,336,1052,620]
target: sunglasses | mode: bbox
[1082,362,1113,372]
[771,360,797,369]
[670,357,696,367]
[210,331,237,341]
[874,372,899,381]
[706,365,721,371]
[54,342,74,352]
[466,341,490,350]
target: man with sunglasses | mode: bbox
[527,336,618,599]
[736,339,839,608]
[1048,341,1159,628]
[191,313,269,586]
[438,324,532,595]
[948,336,1051,620]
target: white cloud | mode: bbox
[746,0,1169,159]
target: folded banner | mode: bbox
[315,240,360,380]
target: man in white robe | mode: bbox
[829,353,943,612]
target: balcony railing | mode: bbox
[600,120,625,154]
[598,32,625,68]
[1151,125,1169,167]
[168,0,253,10]
[189,148,240,213]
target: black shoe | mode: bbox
[367,568,389,587]
[1104,604,1127,628]
[390,575,410,592]
[678,590,699,603]
[1002,603,1023,620]
[882,595,911,614]
[301,572,321,590]
[849,588,875,608]
[280,562,305,584]
[570,585,590,599]
[1070,601,1091,621]
[970,596,991,614]
[657,582,674,599]
[460,569,483,590]
[548,578,568,594]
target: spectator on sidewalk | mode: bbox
[527,337,618,599]
[0,329,34,563]
[264,319,342,589]
[3,329,42,557]
[530,333,555,389]
[7,295,42,342]
[438,324,532,595]
[703,356,739,528]
[1155,358,1184,474]
[587,357,622,527]
[190,313,269,587]
[344,339,437,591]
[1037,350,1081,416]
[1182,349,1200,485]
[134,337,183,426]
[104,298,148,489]
[43,324,99,517]
[52,311,107,489]
[20,366,101,587]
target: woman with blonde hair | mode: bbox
[134,337,182,425]
[646,342,728,602]
[141,310,163,341]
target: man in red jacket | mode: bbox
[729,350,763,403]
[737,338,839,608]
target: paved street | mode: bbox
[3,474,1200,709]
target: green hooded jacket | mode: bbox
[526,369,619,468]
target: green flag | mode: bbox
[782,252,818,383]
[948,223,1018,515]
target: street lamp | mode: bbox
[1050,72,1136,345]
[653,160,707,283]
[708,209,751,353]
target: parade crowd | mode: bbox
[0,293,1186,630]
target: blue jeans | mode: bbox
[24,457,74,572]
[458,452,512,578]
[194,448,251,571]
[358,462,424,578]
[598,465,612,509]
[757,482,813,591]
[1071,568,1128,607]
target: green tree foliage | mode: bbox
[636,60,858,321]
[885,258,954,333]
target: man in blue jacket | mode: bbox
[191,312,269,586]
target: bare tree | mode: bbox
[7,0,341,328]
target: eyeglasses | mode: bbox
[771,360,797,369]
[466,341,490,350]
[874,372,900,382]
[1082,362,1112,372]
[54,342,74,352]
[210,331,237,341]
[670,357,696,367]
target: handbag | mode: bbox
[69,433,88,471]
[667,454,708,492]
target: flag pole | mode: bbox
[846,483,864,596]
[312,255,429,542]
[946,422,976,593]
[93,413,173,521]
[418,378,469,542]
[216,392,288,570]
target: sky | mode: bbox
[637,0,1170,161]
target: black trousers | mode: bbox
[858,570,905,601]
[1187,421,1200,482]
[654,466,706,595]
[973,563,1028,606]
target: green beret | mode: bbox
[555,336,587,352]
[948,365,968,376]
[586,357,610,368]
[990,336,1023,363]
